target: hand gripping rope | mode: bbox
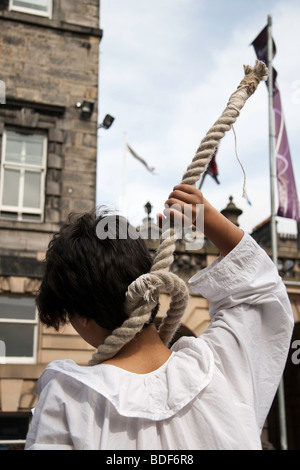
[89,60,268,365]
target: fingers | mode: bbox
[173,184,203,198]
[173,184,200,192]
[163,206,195,229]
[164,185,202,221]
[157,209,186,228]
[158,184,203,229]
[166,184,203,206]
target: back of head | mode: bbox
[36,209,154,332]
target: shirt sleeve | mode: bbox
[189,233,294,431]
[25,372,74,450]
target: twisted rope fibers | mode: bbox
[89,60,268,365]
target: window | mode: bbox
[9,0,52,18]
[0,130,47,222]
[0,296,38,364]
[0,414,30,449]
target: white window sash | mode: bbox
[9,0,52,19]
[0,130,47,222]
[0,206,42,215]
[0,309,39,365]
[0,318,37,324]
[2,161,45,170]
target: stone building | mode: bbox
[0,0,102,446]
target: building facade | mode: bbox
[0,0,102,446]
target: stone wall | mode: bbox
[0,0,102,255]
[0,0,102,428]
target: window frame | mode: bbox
[0,296,39,365]
[9,0,52,18]
[0,129,47,223]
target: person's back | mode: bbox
[25,185,294,450]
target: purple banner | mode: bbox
[274,85,300,221]
[252,24,300,222]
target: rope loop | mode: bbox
[90,60,268,364]
[89,270,189,365]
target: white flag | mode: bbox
[126,144,155,173]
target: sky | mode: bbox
[96,0,300,235]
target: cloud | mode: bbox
[97,0,300,235]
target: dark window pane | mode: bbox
[22,213,42,221]
[0,414,30,440]
[0,324,35,357]
[0,212,18,220]
[0,297,36,320]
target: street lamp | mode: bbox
[75,100,95,119]
[98,114,115,130]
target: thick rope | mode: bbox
[89,60,268,365]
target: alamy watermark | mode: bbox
[0,80,6,104]
[0,340,6,364]
[291,340,300,365]
[96,203,204,251]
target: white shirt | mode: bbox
[25,234,294,450]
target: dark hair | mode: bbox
[37,209,156,331]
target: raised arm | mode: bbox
[161,183,294,432]
[161,183,243,256]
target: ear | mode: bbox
[78,316,90,328]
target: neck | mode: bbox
[101,324,172,374]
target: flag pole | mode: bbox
[267,14,288,451]
[122,131,127,215]
[268,15,277,266]
[198,171,207,190]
